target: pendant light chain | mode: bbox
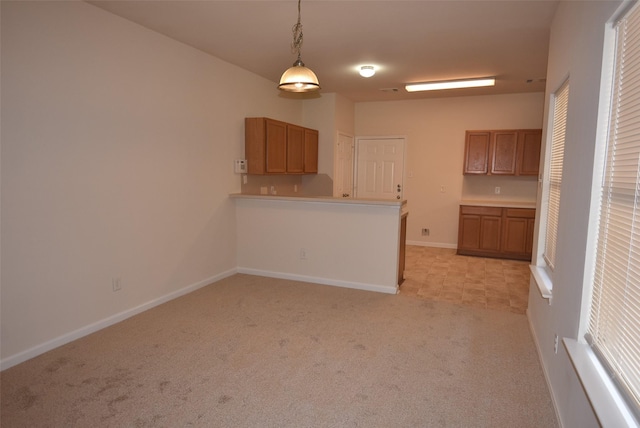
[291,0,303,58]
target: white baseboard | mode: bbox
[0,268,237,371]
[526,309,564,428]
[237,267,398,295]
[406,240,457,249]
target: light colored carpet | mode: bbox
[1,274,557,427]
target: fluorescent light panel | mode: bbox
[405,78,495,92]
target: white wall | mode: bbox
[355,93,544,247]
[527,1,623,427]
[235,197,401,293]
[0,1,303,367]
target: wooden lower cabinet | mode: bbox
[457,205,535,261]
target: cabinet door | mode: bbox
[265,119,287,173]
[526,218,535,257]
[502,217,529,254]
[458,214,482,250]
[245,117,267,174]
[502,208,536,259]
[517,130,542,176]
[286,124,305,173]
[304,128,319,173]
[480,216,502,251]
[463,131,491,174]
[491,131,518,175]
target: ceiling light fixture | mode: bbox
[278,0,320,92]
[405,78,495,92]
[359,66,376,78]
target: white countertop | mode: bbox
[230,193,407,208]
[460,199,537,209]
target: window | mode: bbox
[543,80,570,271]
[587,2,640,414]
[530,80,570,299]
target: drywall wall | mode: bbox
[0,1,302,367]
[527,1,623,427]
[235,197,401,293]
[355,93,544,248]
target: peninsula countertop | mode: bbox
[230,193,407,208]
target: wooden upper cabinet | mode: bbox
[463,131,491,174]
[517,130,542,176]
[286,124,305,173]
[304,128,319,173]
[463,129,542,176]
[245,117,318,175]
[491,131,518,175]
[265,119,287,173]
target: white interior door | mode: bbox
[355,137,405,200]
[334,132,355,198]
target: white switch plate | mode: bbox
[234,159,247,174]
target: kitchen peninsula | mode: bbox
[231,194,407,294]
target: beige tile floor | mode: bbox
[399,246,531,314]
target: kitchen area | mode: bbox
[232,117,408,294]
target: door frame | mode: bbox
[353,135,407,200]
[333,131,355,198]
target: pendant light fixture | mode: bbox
[278,0,320,92]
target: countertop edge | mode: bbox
[230,193,407,208]
[460,199,537,209]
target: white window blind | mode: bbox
[587,2,640,413]
[543,80,570,271]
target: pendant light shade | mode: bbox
[278,0,320,93]
[279,58,320,92]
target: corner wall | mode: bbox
[527,1,623,427]
[0,1,302,367]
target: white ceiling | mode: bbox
[88,0,559,102]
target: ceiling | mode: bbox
[88,0,559,102]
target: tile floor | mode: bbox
[399,246,531,314]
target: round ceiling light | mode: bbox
[359,66,376,78]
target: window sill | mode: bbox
[529,265,553,299]
[564,338,639,427]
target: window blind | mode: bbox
[587,2,640,413]
[543,80,570,271]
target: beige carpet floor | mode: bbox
[1,274,557,427]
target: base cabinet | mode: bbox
[457,205,535,261]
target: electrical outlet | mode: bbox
[112,277,122,292]
[422,228,430,236]
[495,186,501,194]
[299,248,307,260]
[554,334,559,354]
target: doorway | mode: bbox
[354,137,406,200]
[333,132,355,198]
